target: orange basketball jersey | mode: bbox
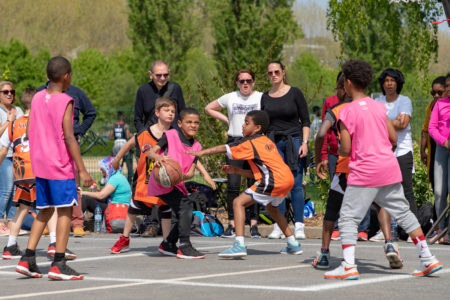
[328,100,352,175]
[134,129,165,206]
[8,115,35,184]
[228,134,294,198]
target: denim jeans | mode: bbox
[0,157,15,221]
[434,144,450,230]
[275,137,305,223]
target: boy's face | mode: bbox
[155,105,176,124]
[242,116,261,137]
[178,113,200,139]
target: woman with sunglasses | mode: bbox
[205,69,262,239]
[0,81,24,236]
[421,76,446,191]
[261,61,310,240]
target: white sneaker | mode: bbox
[294,222,305,240]
[406,236,413,243]
[369,230,384,242]
[268,223,285,239]
[324,260,360,280]
[412,256,443,277]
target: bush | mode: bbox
[412,144,434,207]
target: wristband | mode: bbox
[302,140,308,144]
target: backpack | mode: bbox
[185,181,218,208]
[105,203,129,233]
[191,211,224,237]
[417,201,435,234]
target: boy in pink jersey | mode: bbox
[146,108,205,259]
[324,60,442,280]
[16,56,92,280]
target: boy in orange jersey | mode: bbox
[0,88,37,259]
[186,110,302,257]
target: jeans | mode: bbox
[434,144,450,230]
[275,137,305,223]
[0,157,16,221]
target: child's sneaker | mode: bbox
[312,250,330,269]
[221,225,235,238]
[3,244,24,259]
[110,235,130,254]
[357,232,368,241]
[331,230,340,241]
[159,241,178,256]
[280,241,303,255]
[218,241,247,258]
[369,230,385,242]
[177,243,206,259]
[384,242,403,269]
[47,243,77,260]
[48,260,83,280]
[324,260,360,280]
[294,222,305,240]
[16,256,43,278]
[412,256,443,277]
[250,225,261,238]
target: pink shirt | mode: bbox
[338,97,402,187]
[29,90,76,180]
[428,97,450,147]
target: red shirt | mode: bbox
[321,95,339,160]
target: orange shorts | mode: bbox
[13,182,36,207]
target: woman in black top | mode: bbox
[261,61,310,240]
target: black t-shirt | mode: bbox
[261,87,310,132]
[157,128,199,163]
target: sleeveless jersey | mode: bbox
[8,115,35,184]
[114,122,126,140]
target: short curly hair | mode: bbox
[341,60,373,90]
[246,110,270,134]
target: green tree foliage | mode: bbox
[127,0,201,83]
[209,0,301,91]
[327,0,441,77]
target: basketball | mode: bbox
[153,158,183,187]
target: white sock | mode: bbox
[413,235,432,258]
[235,236,245,245]
[287,235,296,244]
[342,244,355,265]
[7,235,18,247]
[50,232,57,244]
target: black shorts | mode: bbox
[128,198,171,219]
[324,173,347,222]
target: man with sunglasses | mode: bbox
[134,60,185,133]
[421,76,446,191]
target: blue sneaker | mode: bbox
[280,241,303,255]
[312,250,330,269]
[218,241,247,258]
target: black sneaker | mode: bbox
[159,241,178,257]
[250,225,261,239]
[221,225,235,238]
[47,243,77,260]
[3,244,24,259]
[48,260,83,280]
[177,243,206,259]
[16,256,43,278]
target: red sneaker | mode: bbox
[331,230,340,241]
[110,235,130,254]
[48,260,83,280]
[16,256,43,278]
[357,232,368,241]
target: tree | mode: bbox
[209,0,302,91]
[127,0,201,83]
[327,0,441,78]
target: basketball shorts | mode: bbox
[13,182,36,208]
[324,173,347,222]
[35,177,78,209]
[244,188,284,207]
[128,197,171,218]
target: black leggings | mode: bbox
[81,195,108,215]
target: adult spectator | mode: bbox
[134,60,185,132]
[205,69,262,238]
[37,83,97,237]
[421,76,446,190]
[109,111,133,183]
[261,61,310,240]
[0,81,23,235]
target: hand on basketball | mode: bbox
[79,170,93,188]
[316,160,328,180]
[222,165,237,174]
[154,154,170,167]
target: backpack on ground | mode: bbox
[191,211,224,237]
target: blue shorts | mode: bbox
[35,177,78,209]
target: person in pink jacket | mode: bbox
[428,72,450,244]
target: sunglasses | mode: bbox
[1,89,15,95]
[267,70,281,77]
[154,73,169,78]
[430,90,443,97]
[238,79,253,84]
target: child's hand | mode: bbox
[80,170,93,188]
[205,177,217,190]
[185,150,202,156]
[154,155,169,167]
[111,157,120,170]
[315,160,328,180]
[221,165,237,174]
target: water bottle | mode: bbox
[94,204,102,233]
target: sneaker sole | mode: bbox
[16,266,43,278]
[250,235,261,239]
[110,247,129,254]
[221,235,236,239]
[324,273,360,280]
[280,250,303,255]
[176,254,206,259]
[313,263,330,270]
[218,252,247,258]
[3,254,22,260]
[412,262,443,277]
[158,248,177,257]
[386,253,403,269]
[48,272,84,280]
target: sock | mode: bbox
[25,248,35,257]
[235,236,244,245]
[7,235,18,247]
[385,238,393,244]
[50,232,56,244]
[412,234,432,258]
[342,244,355,265]
[321,247,329,253]
[287,235,296,244]
[53,252,65,262]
